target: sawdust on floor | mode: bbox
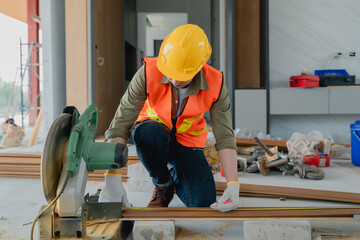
[176,223,233,240]
[313,227,360,239]
[321,233,360,239]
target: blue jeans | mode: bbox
[131,120,216,207]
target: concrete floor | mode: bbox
[1,129,360,239]
[1,176,360,240]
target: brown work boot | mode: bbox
[147,185,174,208]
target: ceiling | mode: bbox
[0,0,27,23]
[146,13,187,28]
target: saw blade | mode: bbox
[41,113,72,203]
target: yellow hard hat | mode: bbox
[157,24,212,81]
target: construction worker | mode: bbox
[99,24,240,212]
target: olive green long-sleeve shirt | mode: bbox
[105,65,236,151]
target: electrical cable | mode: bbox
[324,52,343,69]
[30,171,72,240]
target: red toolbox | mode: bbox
[290,75,320,88]
[304,153,330,167]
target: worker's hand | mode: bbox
[210,181,240,212]
[99,173,132,207]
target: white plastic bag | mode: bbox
[287,130,332,160]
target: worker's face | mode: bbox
[167,77,193,88]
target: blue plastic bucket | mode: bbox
[350,120,360,166]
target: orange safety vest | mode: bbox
[137,58,223,148]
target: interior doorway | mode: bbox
[93,0,220,135]
[137,12,188,60]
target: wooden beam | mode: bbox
[216,182,360,204]
[236,138,288,151]
[122,207,360,219]
[0,153,139,181]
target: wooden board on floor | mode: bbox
[216,182,360,204]
[0,152,139,181]
[122,207,360,219]
[236,138,288,151]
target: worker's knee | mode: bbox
[132,120,170,146]
[176,183,216,207]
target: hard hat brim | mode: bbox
[157,58,198,82]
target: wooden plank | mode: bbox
[88,175,129,181]
[28,108,43,146]
[122,207,360,219]
[221,192,284,199]
[0,174,39,179]
[236,138,288,151]
[0,172,129,182]
[0,158,40,165]
[0,155,137,180]
[216,182,360,204]
[0,165,40,172]
[0,171,40,177]
[0,152,139,160]
[236,138,350,150]
[0,153,41,158]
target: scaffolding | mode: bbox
[6,39,42,127]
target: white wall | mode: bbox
[146,26,183,57]
[270,115,359,144]
[269,0,360,143]
[146,26,172,57]
[270,0,360,87]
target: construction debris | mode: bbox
[0,119,25,148]
[237,137,326,180]
[203,128,220,172]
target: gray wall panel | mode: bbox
[235,89,267,133]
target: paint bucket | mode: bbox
[350,120,360,166]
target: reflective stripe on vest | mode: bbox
[136,58,223,148]
[140,100,171,130]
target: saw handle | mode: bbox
[66,104,99,177]
[79,103,98,135]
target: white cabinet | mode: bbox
[270,88,329,114]
[270,87,360,115]
[329,87,360,114]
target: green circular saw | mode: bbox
[41,104,129,205]
[41,112,73,203]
